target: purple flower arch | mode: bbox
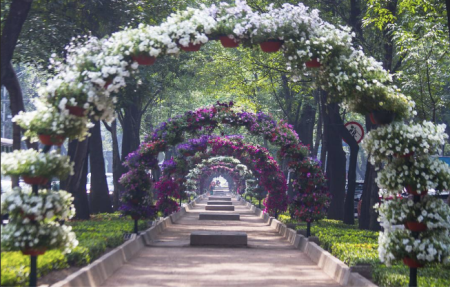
[121,102,329,219]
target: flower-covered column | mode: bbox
[364,121,450,286]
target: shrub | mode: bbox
[373,264,450,287]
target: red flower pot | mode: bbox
[259,40,284,53]
[179,43,202,52]
[131,54,156,65]
[131,215,140,220]
[393,152,414,158]
[130,199,139,204]
[405,221,427,232]
[403,257,424,268]
[300,167,309,173]
[405,185,428,196]
[104,79,113,89]
[305,58,321,68]
[66,105,86,117]
[22,176,49,185]
[22,248,46,256]
[38,134,66,146]
[219,36,239,48]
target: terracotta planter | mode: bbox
[66,105,86,117]
[305,58,321,68]
[131,215,140,220]
[405,221,427,232]
[104,79,113,89]
[131,54,156,65]
[403,257,424,268]
[300,167,309,173]
[130,199,139,204]
[219,36,239,48]
[393,152,414,158]
[179,43,202,52]
[22,175,49,185]
[405,185,428,196]
[259,40,284,53]
[38,134,66,146]
[368,110,396,125]
[22,248,47,256]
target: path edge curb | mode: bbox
[237,195,377,287]
[51,194,208,287]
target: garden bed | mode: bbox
[1,213,148,286]
[278,216,450,287]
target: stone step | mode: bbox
[205,205,235,211]
[208,197,231,201]
[207,201,232,205]
[190,231,247,246]
[199,213,240,220]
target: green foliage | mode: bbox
[1,214,148,286]
[332,243,380,266]
[373,264,450,287]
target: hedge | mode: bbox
[1,213,148,286]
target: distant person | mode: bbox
[216,180,220,187]
[209,182,215,195]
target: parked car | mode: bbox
[86,173,114,195]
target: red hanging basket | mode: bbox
[66,105,86,117]
[405,221,427,232]
[104,79,113,89]
[131,215,141,220]
[38,134,66,146]
[22,248,47,256]
[131,54,156,66]
[368,110,396,125]
[259,40,284,53]
[219,36,239,48]
[305,58,321,68]
[22,176,49,185]
[393,152,414,158]
[405,185,428,196]
[179,43,202,52]
[300,167,309,173]
[403,257,424,268]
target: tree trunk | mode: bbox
[446,0,450,48]
[61,139,90,219]
[121,104,142,160]
[89,121,112,213]
[0,0,32,84]
[322,98,346,220]
[297,99,316,148]
[358,115,381,231]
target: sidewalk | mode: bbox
[101,194,342,287]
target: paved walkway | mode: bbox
[101,192,342,287]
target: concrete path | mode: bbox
[101,193,342,287]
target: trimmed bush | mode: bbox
[373,264,450,287]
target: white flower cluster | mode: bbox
[376,195,450,230]
[378,229,450,266]
[363,121,448,164]
[1,221,78,254]
[1,187,75,223]
[13,98,92,142]
[376,156,450,194]
[1,149,74,179]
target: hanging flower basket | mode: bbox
[104,79,113,89]
[131,215,140,220]
[368,110,396,125]
[38,134,66,146]
[403,257,424,268]
[22,175,49,185]
[131,54,156,66]
[300,167,309,173]
[22,248,47,256]
[130,199,139,204]
[393,152,414,158]
[219,36,239,48]
[405,185,428,196]
[305,58,321,68]
[179,43,202,52]
[66,105,86,117]
[259,40,284,53]
[404,221,427,232]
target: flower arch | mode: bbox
[8,2,448,283]
[151,136,287,215]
